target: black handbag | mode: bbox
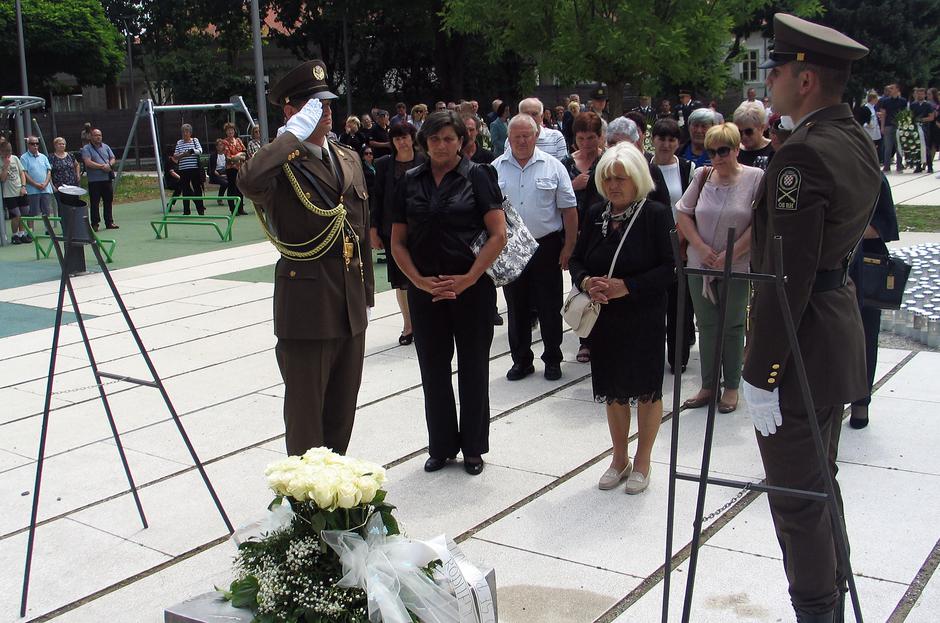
[860,252,911,309]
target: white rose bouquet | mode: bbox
[222,448,406,623]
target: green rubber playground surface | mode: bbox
[0,196,268,290]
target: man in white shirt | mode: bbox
[493,114,578,381]
[504,97,569,160]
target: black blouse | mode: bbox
[568,199,676,303]
[392,156,503,276]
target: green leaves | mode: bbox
[224,576,260,610]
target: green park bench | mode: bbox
[150,196,243,242]
[20,216,117,263]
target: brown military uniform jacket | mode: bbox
[238,133,375,340]
[744,104,881,409]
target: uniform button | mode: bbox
[771,364,780,370]
[289,271,296,278]
[770,371,778,377]
[767,378,776,384]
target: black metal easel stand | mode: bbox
[661,228,862,622]
[20,214,234,617]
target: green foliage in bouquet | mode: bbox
[220,449,405,623]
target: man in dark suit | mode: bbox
[674,89,703,142]
[741,14,881,623]
[238,60,374,456]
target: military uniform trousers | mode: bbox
[756,403,846,615]
[275,333,366,456]
[409,278,496,459]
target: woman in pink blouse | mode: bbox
[676,123,763,413]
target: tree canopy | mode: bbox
[817,0,940,101]
[0,0,125,94]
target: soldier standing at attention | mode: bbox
[741,14,881,623]
[238,60,374,456]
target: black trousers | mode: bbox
[87,180,114,226]
[275,333,366,456]
[756,404,846,615]
[226,168,243,212]
[851,305,881,408]
[504,231,564,366]
[209,170,228,199]
[666,278,695,369]
[409,278,496,459]
[178,169,205,214]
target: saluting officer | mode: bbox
[238,60,374,456]
[741,15,882,623]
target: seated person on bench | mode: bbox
[208,139,229,206]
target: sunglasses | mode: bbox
[706,146,733,158]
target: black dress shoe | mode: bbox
[424,457,449,472]
[493,313,504,326]
[544,362,562,381]
[464,457,484,475]
[506,363,535,381]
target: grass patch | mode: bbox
[76,174,164,205]
[896,205,940,232]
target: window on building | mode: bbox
[742,49,760,83]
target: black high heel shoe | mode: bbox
[399,332,414,346]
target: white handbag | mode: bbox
[561,200,645,338]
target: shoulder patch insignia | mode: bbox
[776,166,801,210]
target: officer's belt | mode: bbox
[812,267,848,292]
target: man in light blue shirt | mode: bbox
[21,137,53,216]
[493,114,578,382]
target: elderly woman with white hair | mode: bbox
[568,141,676,494]
[677,108,717,167]
[733,101,774,169]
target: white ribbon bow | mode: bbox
[322,513,462,623]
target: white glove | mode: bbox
[366,307,373,322]
[742,380,783,437]
[282,98,323,141]
[276,125,287,137]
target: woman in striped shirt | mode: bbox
[172,124,205,215]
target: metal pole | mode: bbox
[124,24,140,167]
[15,0,29,154]
[343,6,352,118]
[146,100,168,215]
[250,0,269,143]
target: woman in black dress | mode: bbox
[568,141,675,494]
[390,111,507,475]
[371,122,426,345]
[561,112,605,363]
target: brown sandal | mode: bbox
[576,345,591,363]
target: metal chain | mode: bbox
[701,482,751,524]
[51,376,130,395]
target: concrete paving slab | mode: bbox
[0,387,78,426]
[475,460,737,579]
[0,324,117,361]
[839,395,940,476]
[460,537,643,623]
[2,441,191,536]
[0,448,31,472]
[384,454,555,540]
[613,544,905,623]
[345,394,434,466]
[908,565,940,622]
[876,351,940,402]
[706,462,940,585]
[0,518,170,621]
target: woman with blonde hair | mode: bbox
[676,122,763,413]
[568,141,676,494]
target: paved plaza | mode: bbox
[0,174,938,622]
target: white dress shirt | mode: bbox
[492,147,577,239]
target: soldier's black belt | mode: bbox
[812,267,848,292]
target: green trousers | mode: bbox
[688,275,749,390]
